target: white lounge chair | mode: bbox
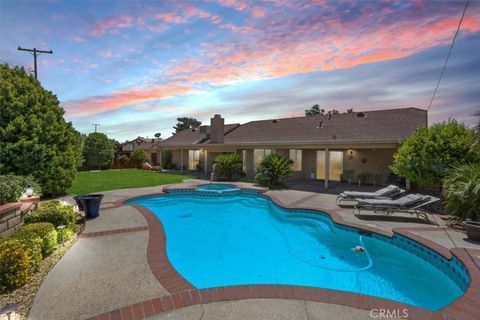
[353,193,440,221]
[336,185,404,206]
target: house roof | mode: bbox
[224,108,426,144]
[160,124,240,146]
[122,136,160,150]
[159,108,427,147]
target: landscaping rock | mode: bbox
[141,163,152,170]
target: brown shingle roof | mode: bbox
[159,108,427,147]
[223,108,426,144]
[161,124,240,146]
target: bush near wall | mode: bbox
[0,174,42,205]
[17,223,58,257]
[0,237,42,293]
[24,201,77,230]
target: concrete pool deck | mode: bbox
[29,180,480,320]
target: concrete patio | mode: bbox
[28,180,480,320]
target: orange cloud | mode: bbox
[63,85,193,117]
[165,8,480,85]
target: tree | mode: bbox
[83,132,116,169]
[305,104,325,117]
[255,154,293,188]
[213,153,243,181]
[117,155,129,165]
[391,120,480,185]
[305,105,353,116]
[173,117,201,133]
[130,149,148,167]
[0,64,81,195]
[443,163,480,221]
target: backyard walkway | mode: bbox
[29,180,480,320]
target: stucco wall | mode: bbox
[168,147,396,184]
[342,148,395,185]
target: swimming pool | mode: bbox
[197,184,240,192]
[127,187,468,311]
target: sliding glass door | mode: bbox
[329,151,343,181]
[316,150,343,181]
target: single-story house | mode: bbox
[157,108,427,187]
[119,137,161,164]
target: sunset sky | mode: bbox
[1,0,479,141]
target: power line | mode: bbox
[92,123,101,132]
[17,46,53,79]
[427,0,470,112]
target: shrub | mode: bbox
[255,154,293,188]
[0,174,42,205]
[130,149,148,167]
[443,163,480,221]
[13,232,43,269]
[118,155,129,165]
[83,132,116,169]
[0,64,82,196]
[213,154,243,181]
[391,120,480,185]
[17,223,58,257]
[0,237,42,292]
[0,174,23,205]
[57,227,74,243]
[24,201,77,230]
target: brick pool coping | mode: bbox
[85,186,480,320]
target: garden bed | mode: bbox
[0,221,83,319]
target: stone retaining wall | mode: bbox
[0,198,38,237]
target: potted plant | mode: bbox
[443,163,480,241]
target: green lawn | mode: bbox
[67,169,194,194]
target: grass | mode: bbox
[67,169,194,194]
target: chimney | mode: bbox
[210,114,224,143]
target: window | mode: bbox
[289,149,302,171]
[253,149,271,169]
[188,150,200,170]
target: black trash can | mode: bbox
[77,194,104,219]
[73,195,84,211]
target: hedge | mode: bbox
[25,201,77,230]
[0,237,42,293]
[17,223,58,257]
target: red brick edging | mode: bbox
[86,187,480,320]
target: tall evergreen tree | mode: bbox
[0,64,81,195]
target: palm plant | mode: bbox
[255,154,293,188]
[442,163,480,221]
[213,153,243,181]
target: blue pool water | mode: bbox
[197,184,239,191]
[128,190,467,310]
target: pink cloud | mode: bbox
[218,0,248,11]
[63,85,193,117]
[90,15,134,36]
[164,8,480,86]
[252,6,266,17]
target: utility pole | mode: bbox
[17,47,53,79]
[92,124,101,132]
